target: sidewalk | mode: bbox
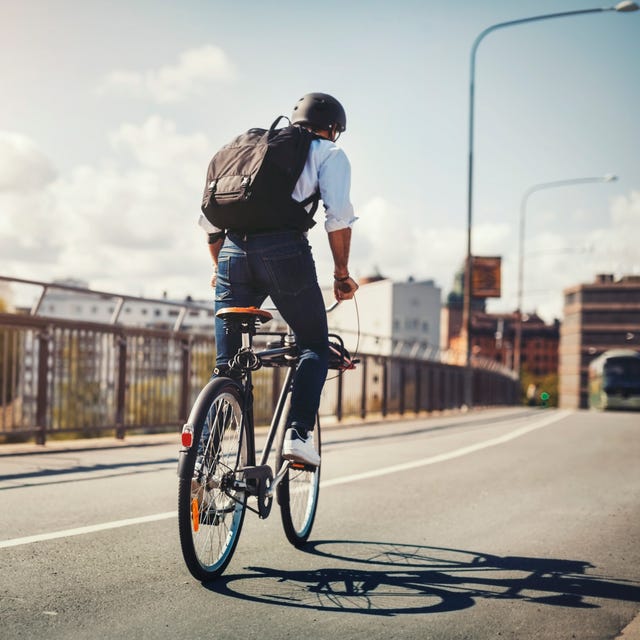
[0,405,512,458]
[0,431,180,457]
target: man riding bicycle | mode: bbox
[198,92,359,467]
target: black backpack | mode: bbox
[201,117,320,233]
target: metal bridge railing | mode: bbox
[0,311,519,444]
[0,275,519,444]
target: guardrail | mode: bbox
[0,310,519,444]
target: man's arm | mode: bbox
[207,233,225,289]
[328,227,358,301]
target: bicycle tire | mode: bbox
[178,379,247,581]
[275,408,321,547]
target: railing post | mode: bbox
[414,363,421,414]
[381,359,388,417]
[399,362,405,415]
[179,337,191,421]
[115,333,127,439]
[445,368,453,409]
[434,367,443,411]
[35,327,50,445]
[425,365,433,412]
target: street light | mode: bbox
[462,1,638,406]
[513,174,618,374]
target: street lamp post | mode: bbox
[513,174,618,374]
[462,1,638,407]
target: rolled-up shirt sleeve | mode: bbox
[318,147,357,232]
[198,213,222,234]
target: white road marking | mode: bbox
[0,512,177,549]
[321,410,569,488]
[0,411,568,549]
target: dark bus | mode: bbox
[588,349,640,411]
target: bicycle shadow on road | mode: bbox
[204,541,640,616]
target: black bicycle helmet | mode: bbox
[291,93,347,133]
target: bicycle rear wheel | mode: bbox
[178,379,247,581]
[276,412,321,547]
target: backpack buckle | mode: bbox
[241,176,251,199]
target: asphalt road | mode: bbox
[1,407,639,640]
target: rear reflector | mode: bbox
[181,424,193,448]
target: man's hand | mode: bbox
[210,266,217,289]
[334,276,358,301]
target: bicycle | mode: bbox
[177,303,356,581]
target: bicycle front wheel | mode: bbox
[178,379,247,581]
[276,414,321,547]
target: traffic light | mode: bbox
[540,391,550,407]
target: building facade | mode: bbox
[559,274,640,409]
[442,306,559,375]
[325,276,442,358]
[469,312,559,375]
[440,263,559,375]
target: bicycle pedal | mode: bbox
[290,462,315,472]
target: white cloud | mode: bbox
[337,196,511,298]
[0,119,216,299]
[97,45,236,103]
[109,115,210,172]
[487,191,640,322]
[338,196,468,293]
[585,191,640,275]
[0,132,57,192]
[2,122,638,319]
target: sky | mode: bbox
[1,0,639,322]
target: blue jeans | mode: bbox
[214,230,329,429]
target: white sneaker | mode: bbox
[282,428,320,467]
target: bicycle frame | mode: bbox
[230,330,299,514]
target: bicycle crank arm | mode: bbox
[265,460,291,499]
